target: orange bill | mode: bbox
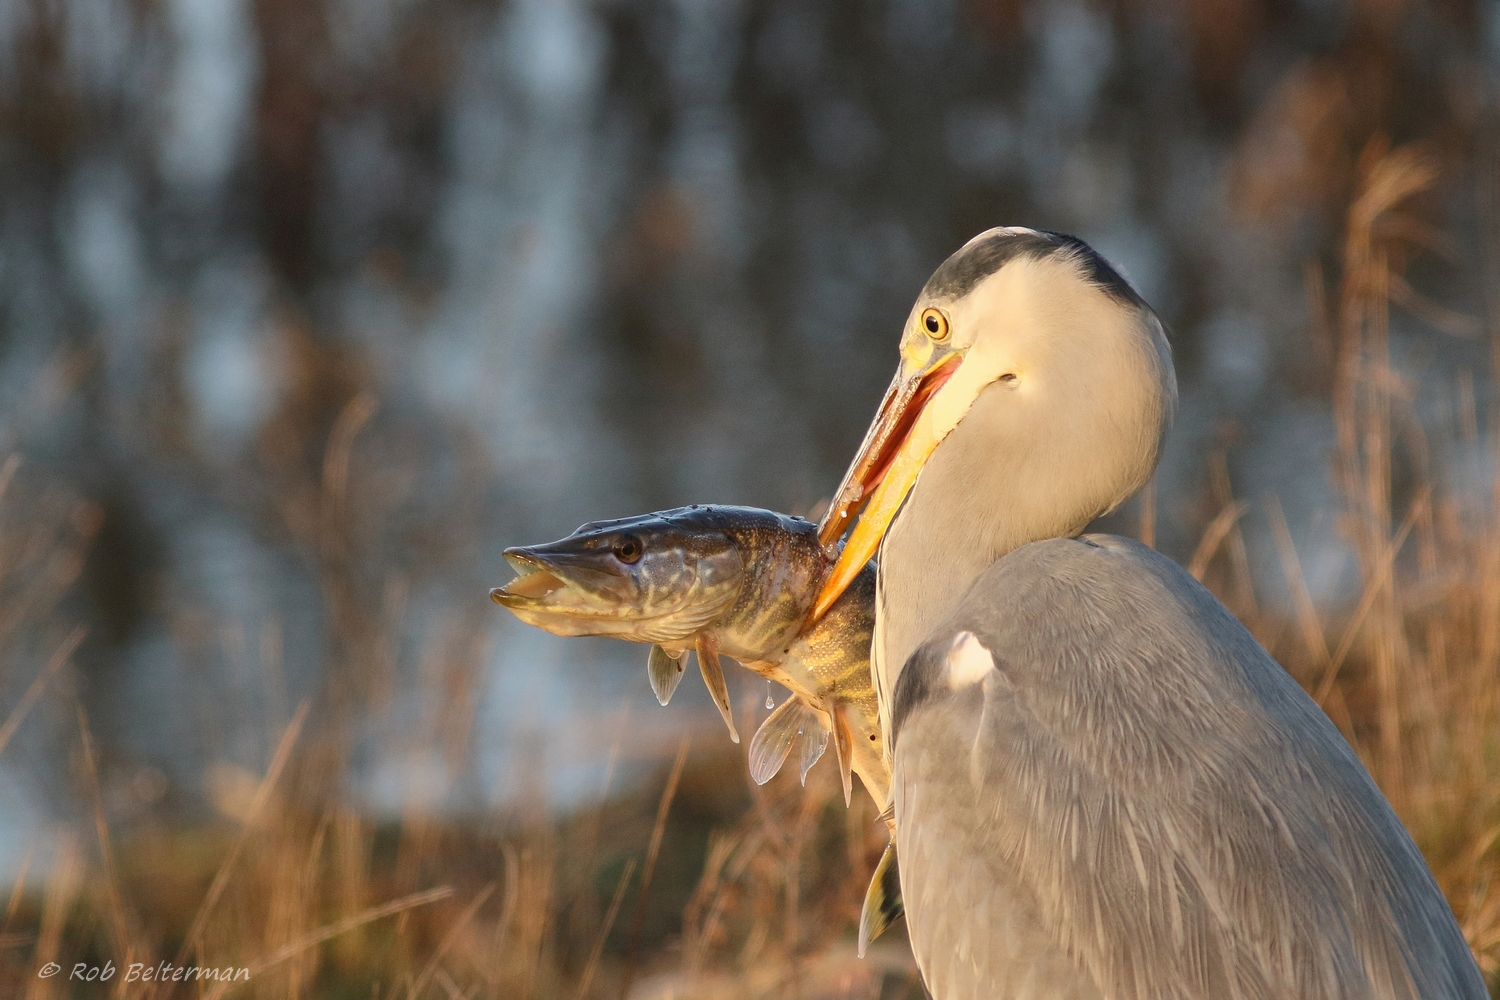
[813,354,962,619]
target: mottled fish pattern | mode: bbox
[491,505,888,809]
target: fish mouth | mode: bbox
[489,570,571,604]
[491,546,667,640]
[490,549,603,614]
[490,537,741,644]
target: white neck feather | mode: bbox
[873,256,1176,743]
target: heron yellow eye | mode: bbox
[920,308,949,342]
[614,536,643,563]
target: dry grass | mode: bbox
[3,141,1500,999]
[1193,141,1500,980]
[0,415,902,998]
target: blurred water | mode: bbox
[0,0,1494,863]
[161,0,257,187]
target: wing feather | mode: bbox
[890,536,1484,1000]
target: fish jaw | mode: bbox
[490,542,740,643]
[488,549,644,638]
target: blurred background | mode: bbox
[2,0,1499,995]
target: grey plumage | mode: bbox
[890,536,1485,999]
[811,228,1485,999]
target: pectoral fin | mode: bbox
[748,697,822,785]
[857,839,903,958]
[695,635,739,744]
[647,644,686,706]
[830,701,855,807]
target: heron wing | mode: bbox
[890,535,1485,1000]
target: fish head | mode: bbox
[491,510,745,642]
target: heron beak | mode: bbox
[813,353,963,619]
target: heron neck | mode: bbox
[877,423,1084,693]
[872,377,1150,740]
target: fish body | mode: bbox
[492,505,887,808]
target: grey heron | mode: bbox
[812,229,1486,999]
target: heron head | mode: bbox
[813,228,1176,619]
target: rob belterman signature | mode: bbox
[36,960,251,983]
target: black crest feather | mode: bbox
[921,228,1144,306]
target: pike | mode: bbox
[490,505,887,810]
[492,504,905,949]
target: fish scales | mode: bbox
[491,505,889,808]
[492,504,906,949]
[711,511,823,660]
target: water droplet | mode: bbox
[765,682,774,710]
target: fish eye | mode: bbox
[920,308,949,342]
[613,535,643,563]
